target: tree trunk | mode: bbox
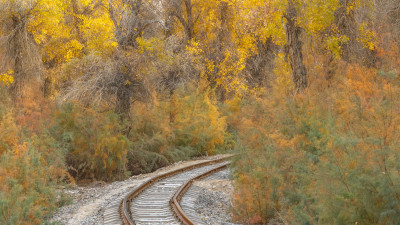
[216,1,229,102]
[169,89,176,123]
[115,78,131,117]
[246,38,276,88]
[334,0,357,62]
[334,0,378,67]
[168,0,195,42]
[284,1,307,93]
[43,76,52,97]
[217,1,229,51]
[183,0,195,41]
[9,17,27,98]
[7,13,43,98]
[71,0,87,52]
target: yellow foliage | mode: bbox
[81,12,117,54]
[325,29,349,59]
[25,0,117,64]
[186,40,204,56]
[357,22,377,50]
[173,91,227,155]
[273,53,293,93]
[137,37,163,54]
[0,111,19,155]
[299,0,339,35]
[0,70,14,86]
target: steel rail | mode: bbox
[121,156,232,225]
[170,161,230,225]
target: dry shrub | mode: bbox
[0,88,66,225]
[53,103,129,181]
[60,52,151,115]
[0,144,59,225]
[172,89,227,156]
[232,56,400,224]
[127,88,230,174]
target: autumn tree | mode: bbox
[235,1,279,90]
[0,0,118,98]
[108,0,164,49]
[164,0,196,42]
[332,0,358,62]
[105,0,165,115]
[60,0,163,117]
[238,0,343,93]
[327,0,379,68]
[283,1,307,93]
[0,0,43,97]
[164,0,253,100]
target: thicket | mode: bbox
[231,36,400,225]
[0,88,67,224]
[0,85,230,224]
[52,88,229,180]
[227,1,400,224]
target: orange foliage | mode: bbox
[13,83,54,134]
[232,42,400,223]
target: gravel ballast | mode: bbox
[192,169,241,225]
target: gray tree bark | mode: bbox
[284,1,307,93]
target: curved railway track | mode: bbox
[117,156,231,225]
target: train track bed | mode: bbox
[180,169,240,225]
[46,154,232,225]
[128,161,229,224]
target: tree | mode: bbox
[237,0,341,93]
[165,0,196,42]
[57,0,159,116]
[0,0,43,97]
[108,0,164,49]
[329,0,378,67]
[165,0,253,100]
[284,1,307,93]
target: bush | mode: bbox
[0,88,65,225]
[51,89,230,179]
[127,89,230,174]
[172,90,228,156]
[53,103,129,181]
[232,63,400,224]
[0,143,60,225]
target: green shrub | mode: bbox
[172,90,228,156]
[0,144,58,225]
[232,64,400,224]
[53,103,129,181]
[128,89,230,168]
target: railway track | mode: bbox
[115,156,231,225]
